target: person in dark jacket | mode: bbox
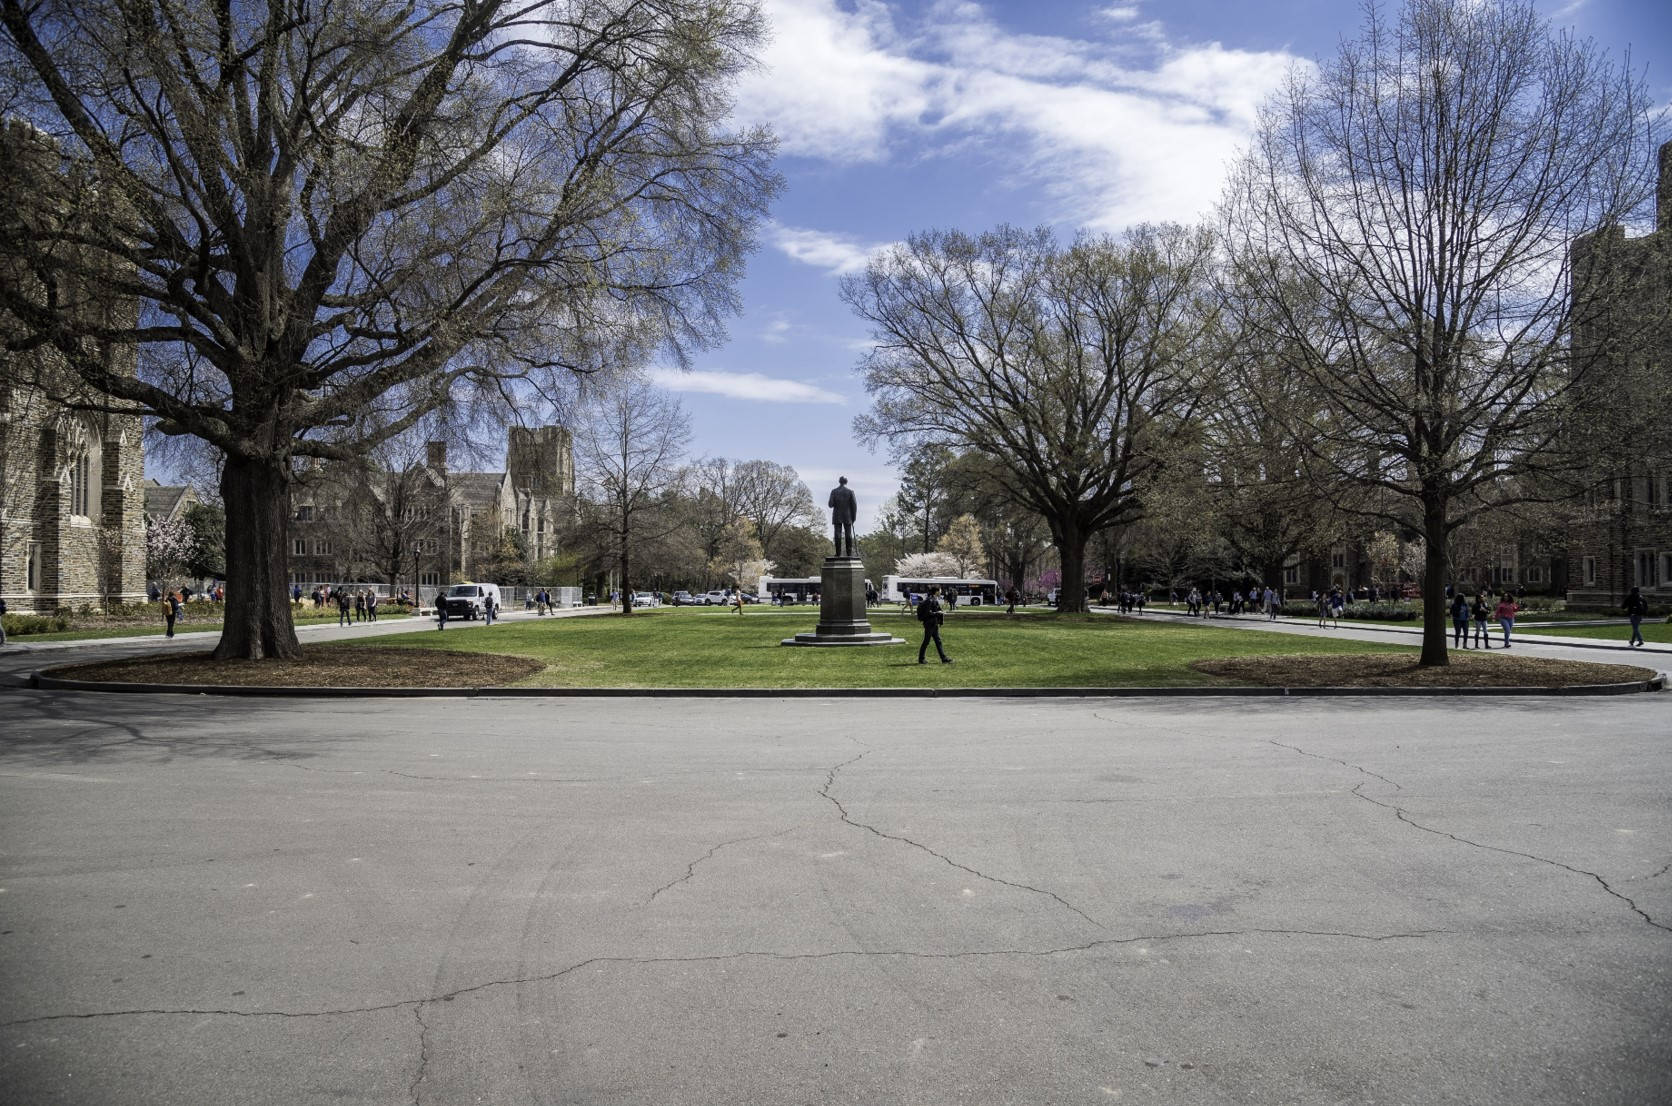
[917,585,952,664]
[164,590,180,638]
[1471,592,1492,649]
[1625,586,1649,648]
[1451,592,1471,648]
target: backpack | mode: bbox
[916,598,934,622]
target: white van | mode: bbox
[439,582,502,620]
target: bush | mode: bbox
[2,612,74,635]
[1344,601,1419,621]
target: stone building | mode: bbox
[285,425,574,591]
[1565,141,1672,608]
[0,119,147,614]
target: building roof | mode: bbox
[143,479,195,522]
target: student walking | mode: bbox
[1494,593,1519,648]
[336,588,351,627]
[483,593,496,627]
[916,585,952,664]
[164,590,180,638]
[1451,592,1471,649]
[1471,592,1493,649]
[367,591,379,623]
[1006,586,1019,615]
[1625,586,1649,647]
[353,590,366,623]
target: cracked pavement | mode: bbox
[0,689,1668,1104]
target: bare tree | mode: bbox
[0,0,778,658]
[733,459,816,563]
[845,223,1218,613]
[573,383,690,615]
[1224,0,1659,663]
[684,457,749,583]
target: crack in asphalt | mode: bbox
[0,927,1443,1029]
[409,1003,430,1106]
[1271,741,1670,934]
[818,750,1108,931]
[647,828,797,902]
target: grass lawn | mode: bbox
[327,606,1418,688]
[54,607,1660,689]
[1522,621,1672,644]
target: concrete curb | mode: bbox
[28,671,1666,699]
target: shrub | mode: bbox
[2,612,74,635]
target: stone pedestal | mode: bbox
[781,557,903,646]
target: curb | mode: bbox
[28,671,1666,699]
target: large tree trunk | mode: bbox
[1055,518,1088,613]
[215,453,301,660]
[1419,497,1450,667]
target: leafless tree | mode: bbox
[733,459,816,562]
[845,223,1218,613]
[1223,0,1660,664]
[0,0,779,657]
[573,382,690,614]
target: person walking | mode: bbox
[1451,591,1471,649]
[483,593,496,627]
[1266,587,1281,621]
[164,589,180,638]
[0,594,8,647]
[1006,586,1019,616]
[336,588,351,627]
[734,590,745,615]
[367,591,379,623]
[916,585,952,665]
[1625,586,1648,647]
[353,590,366,623]
[436,588,448,630]
[1471,592,1493,649]
[1494,592,1519,648]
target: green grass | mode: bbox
[333,606,1416,688]
[1522,621,1672,644]
[13,608,413,643]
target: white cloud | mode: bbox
[739,0,1306,230]
[649,368,847,405]
[768,222,896,274]
[760,314,794,343]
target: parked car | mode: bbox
[632,591,661,608]
[439,582,501,620]
[672,590,696,606]
[703,590,728,605]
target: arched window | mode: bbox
[62,417,102,523]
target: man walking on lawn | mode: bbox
[917,585,952,665]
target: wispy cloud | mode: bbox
[759,314,794,343]
[738,0,1305,230]
[768,223,895,274]
[649,368,847,405]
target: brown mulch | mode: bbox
[55,647,543,688]
[1192,652,1658,689]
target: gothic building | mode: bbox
[286,426,575,591]
[0,119,147,614]
[1565,141,1672,608]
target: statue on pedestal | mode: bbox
[828,476,857,558]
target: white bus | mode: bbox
[882,576,1000,606]
[757,574,877,604]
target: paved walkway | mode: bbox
[1094,604,1672,673]
[0,603,609,656]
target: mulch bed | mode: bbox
[1192,652,1658,689]
[56,647,543,688]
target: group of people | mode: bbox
[1174,586,1286,620]
[327,587,383,626]
[1449,590,1522,649]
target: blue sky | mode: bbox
[639,0,1672,533]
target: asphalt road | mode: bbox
[1,686,1668,1104]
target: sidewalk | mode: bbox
[1092,603,1672,668]
[0,604,610,656]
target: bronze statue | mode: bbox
[828,476,857,558]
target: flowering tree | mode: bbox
[935,514,988,577]
[895,552,960,578]
[145,515,193,583]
